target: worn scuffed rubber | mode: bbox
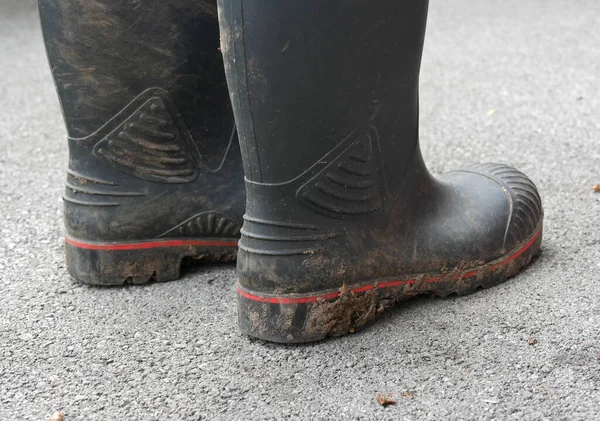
[218,0,544,342]
[40,0,244,285]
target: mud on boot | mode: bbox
[40,0,244,285]
[218,0,543,342]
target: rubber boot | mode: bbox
[39,0,244,285]
[218,0,543,342]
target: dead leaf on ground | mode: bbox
[49,412,63,421]
[400,391,415,398]
[593,185,600,193]
[528,337,537,345]
[376,393,396,407]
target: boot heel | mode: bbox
[237,288,329,343]
[237,282,383,343]
[65,237,238,285]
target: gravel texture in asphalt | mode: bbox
[1,0,599,419]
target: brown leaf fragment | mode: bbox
[528,337,537,345]
[593,185,600,193]
[49,412,64,421]
[376,393,396,406]
[400,391,415,398]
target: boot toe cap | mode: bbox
[470,163,543,250]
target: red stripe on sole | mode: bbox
[237,289,341,305]
[237,225,542,305]
[65,236,239,251]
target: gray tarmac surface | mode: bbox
[1,0,599,419]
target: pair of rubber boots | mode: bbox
[41,0,543,343]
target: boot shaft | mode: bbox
[39,0,233,168]
[219,0,429,186]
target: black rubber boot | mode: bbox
[39,0,244,285]
[218,0,543,342]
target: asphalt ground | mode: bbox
[1,0,599,419]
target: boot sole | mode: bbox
[65,236,238,285]
[237,223,543,343]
